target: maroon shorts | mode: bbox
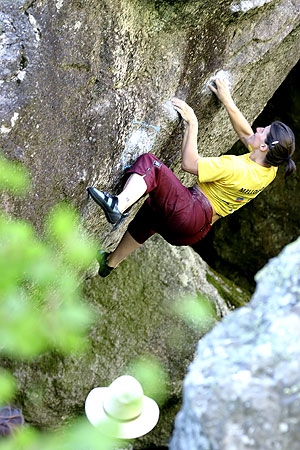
[124,153,213,246]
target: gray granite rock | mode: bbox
[170,237,300,450]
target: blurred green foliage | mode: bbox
[127,355,169,405]
[0,155,31,195]
[0,418,121,450]
[0,371,16,405]
[0,156,119,448]
[0,201,95,359]
[172,294,217,333]
[0,155,171,449]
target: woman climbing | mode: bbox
[87,78,296,277]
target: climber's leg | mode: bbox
[116,173,147,213]
[97,230,142,277]
[107,230,141,268]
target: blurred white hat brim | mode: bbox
[85,378,159,439]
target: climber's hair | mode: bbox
[265,121,296,178]
[0,406,24,437]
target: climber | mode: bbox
[87,77,296,277]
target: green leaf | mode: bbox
[0,370,16,404]
[0,155,30,194]
[127,355,169,405]
[173,293,217,332]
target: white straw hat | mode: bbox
[85,375,159,439]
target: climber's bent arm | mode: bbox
[171,98,200,175]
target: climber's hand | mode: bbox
[171,98,198,126]
[208,77,232,105]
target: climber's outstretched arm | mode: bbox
[208,78,253,148]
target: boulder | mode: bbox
[170,236,300,450]
[1,0,300,233]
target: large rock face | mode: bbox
[1,0,300,448]
[169,236,300,450]
[1,0,300,230]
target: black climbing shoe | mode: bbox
[97,250,114,278]
[87,187,120,223]
[87,187,129,226]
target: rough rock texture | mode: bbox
[1,0,300,448]
[1,0,300,232]
[169,236,300,450]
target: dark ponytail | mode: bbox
[265,121,296,178]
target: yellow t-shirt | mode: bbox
[197,154,278,216]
